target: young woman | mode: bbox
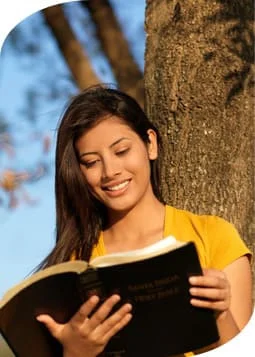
[37,85,252,357]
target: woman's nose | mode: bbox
[102,158,121,179]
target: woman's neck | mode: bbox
[103,196,165,253]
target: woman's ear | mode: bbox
[147,129,158,160]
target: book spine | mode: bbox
[78,268,106,301]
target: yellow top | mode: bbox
[88,205,251,357]
[91,205,251,268]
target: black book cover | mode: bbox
[0,242,219,357]
[96,242,219,356]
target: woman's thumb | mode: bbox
[36,314,62,340]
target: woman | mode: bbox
[37,85,252,357]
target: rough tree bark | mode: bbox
[42,5,101,89]
[144,0,254,275]
[82,0,144,107]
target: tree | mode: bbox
[42,1,144,106]
[83,0,144,106]
[144,0,254,277]
[42,4,101,89]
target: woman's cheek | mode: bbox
[84,169,101,188]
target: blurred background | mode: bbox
[0,0,146,297]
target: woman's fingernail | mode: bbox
[90,295,100,303]
[189,276,197,284]
[189,288,196,294]
[125,303,132,311]
[113,294,121,302]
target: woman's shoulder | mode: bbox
[166,204,238,231]
[166,204,226,230]
[165,205,251,269]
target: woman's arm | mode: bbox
[189,255,253,346]
[223,255,253,329]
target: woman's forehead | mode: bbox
[76,117,139,149]
[84,117,135,137]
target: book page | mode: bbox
[91,236,187,267]
[0,260,88,308]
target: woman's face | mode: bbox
[75,116,158,213]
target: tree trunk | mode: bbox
[144,0,254,274]
[42,5,101,89]
[82,0,145,107]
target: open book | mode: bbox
[0,237,219,357]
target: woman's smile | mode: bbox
[102,179,131,194]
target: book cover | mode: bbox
[0,239,219,357]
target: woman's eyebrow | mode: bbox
[109,137,130,148]
[79,151,97,159]
[79,137,130,158]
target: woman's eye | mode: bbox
[116,148,130,156]
[80,160,98,168]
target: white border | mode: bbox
[0,1,254,356]
[0,0,80,52]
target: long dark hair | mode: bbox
[41,85,164,268]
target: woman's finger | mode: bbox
[36,314,63,340]
[190,297,229,311]
[86,295,121,330]
[95,302,132,337]
[189,274,227,289]
[102,313,133,343]
[72,295,100,324]
[189,287,229,301]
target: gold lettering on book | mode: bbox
[157,286,180,299]
[128,274,180,292]
[154,274,180,286]
[127,274,182,302]
[132,286,181,303]
[128,282,154,292]
[134,293,157,302]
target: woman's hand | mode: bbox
[189,268,243,346]
[189,269,231,320]
[37,294,132,357]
